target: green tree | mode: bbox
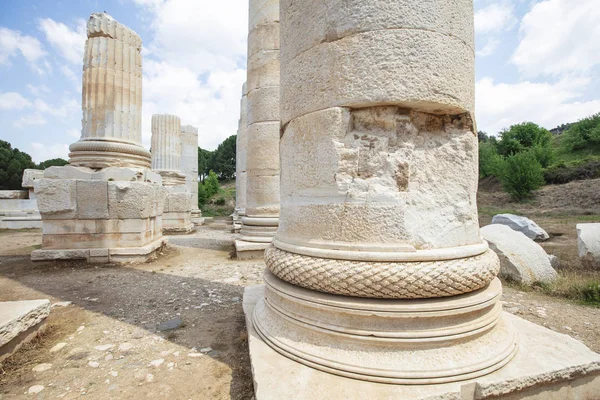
[479,141,504,178]
[499,151,545,201]
[561,113,600,151]
[198,182,208,206]
[0,140,36,189]
[212,135,236,180]
[204,170,220,197]
[198,147,213,181]
[496,122,554,167]
[38,158,68,169]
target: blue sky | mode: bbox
[0,0,598,163]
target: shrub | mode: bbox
[561,113,600,151]
[531,144,554,168]
[496,122,554,167]
[479,141,504,178]
[198,182,208,206]
[215,197,226,206]
[544,161,600,184]
[205,170,220,197]
[499,151,545,201]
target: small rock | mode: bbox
[105,354,114,361]
[50,342,67,353]
[157,318,183,331]
[118,343,133,352]
[51,301,72,308]
[88,361,100,368]
[563,326,573,331]
[94,344,114,351]
[167,362,175,369]
[28,385,45,394]
[149,358,164,367]
[109,371,118,377]
[145,373,155,383]
[200,347,212,353]
[548,254,560,269]
[535,307,547,318]
[187,353,203,358]
[77,326,85,332]
[32,363,52,372]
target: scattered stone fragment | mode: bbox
[105,354,114,361]
[157,318,183,331]
[28,385,45,394]
[491,214,549,241]
[548,254,560,269]
[118,343,133,351]
[577,223,600,268]
[32,363,52,372]
[187,353,203,358]
[77,326,85,332]
[535,307,548,318]
[149,358,164,367]
[145,373,155,383]
[51,301,72,308]
[200,347,212,353]
[50,342,67,353]
[109,371,118,377]
[94,344,114,351]
[88,361,100,368]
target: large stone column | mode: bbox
[151,114,194,235]
[233,82,248,232]
[180,125,202,223]
[69,13,150,169]
[32,13,166,264]
[235,0,280,259]
[244,1,600,397]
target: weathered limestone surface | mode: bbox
[236,0,280,258]
[68,13,150,169]
[151,114,193,234]
[244,285,600,400]
[180,125,201,219]
[481,224,557,285]
[0,169,42,229]
[234,82,248,224]
[34,14,167,263]
[577,223,600,268]
[247,0,600,394]
[492,214,549,241]
[0,300,50,362]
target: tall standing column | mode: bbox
[233,82,248,232]
[180,124,202,222]
[235,0,280,259]
[69,13,150,169]
[251,0,519,386]
[151,114,193,234]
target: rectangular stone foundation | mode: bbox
[0,300,50,363]
[243,285,600,400]
[235,240,270,260]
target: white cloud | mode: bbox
[476,76,600,134]
[27,83,51,97]
[475,3,517,35]
[38,18,86,64]
[476,38,500,57]
[29,142,70,162]
[13,113,47,128]
[66,128,80,139]
[0,27,47,71]
[512,0,600,77]
[134,0,248,150]
[34,97,78,118]
[0,91,32,110]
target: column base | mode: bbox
[235,240,270,260]
[69,140,151,169]
[240,216,278,242]
[244,285,600,400]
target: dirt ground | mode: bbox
[0,197,599,399]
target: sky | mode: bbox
[0,0,598,163]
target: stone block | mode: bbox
[165,192,191,212]
[76,180,109,219]
[247,86,280,125]
[21,169,44,188]
[245,122,281,173]
[31,249,89,261]
[0,190,28,199]
[481,224,557,285]
[492,214,549,241]
[245,175,280,216]
[280,29,474,125]
[91,167,144,182]
[43,166,94,180]
[35,179,77,218]
[108,181,157,219]
[247,50,280,93]
[248,21,280,58]
[249,0,279,30]
[280,0,473,63]
[0,300,50,362]
[42,232,147,250]
[42,220,77,235]
[235,240,270,260]
[577,223,600,268]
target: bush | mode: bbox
[531,144,554,168]
[496,122,554,167]
[544,161,600,184]
[205,170,220,197]
[479,142,504,178]
[198,182,208,206]
[499,151,545,201]
[561,113,600,151]
[215,197,226,206]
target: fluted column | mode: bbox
[253,0,518,385]
[151,114,185,186]
[69,12,150,169]
[239,0,280,244]
[180,125,200,215]
[235,82,248,218]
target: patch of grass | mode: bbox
[200,179,236,217]
[506,272,600,307]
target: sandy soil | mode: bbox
[0,207,599,399]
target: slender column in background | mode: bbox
[151,114,186,186]
[180,125,202,221]
[69,12,150,169]
[234,82,248,232]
